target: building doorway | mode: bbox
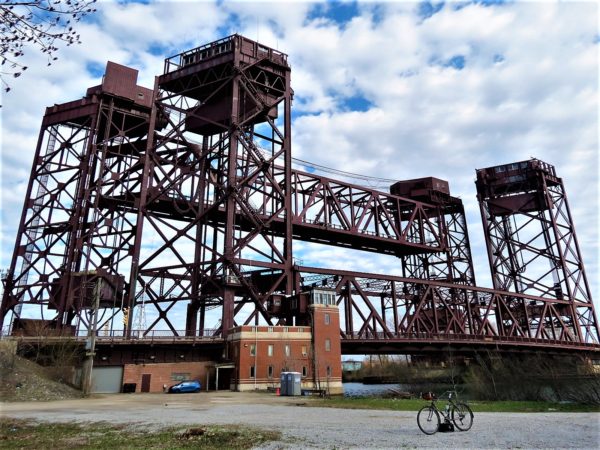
[214,363,235,390]
[141,373,151,392]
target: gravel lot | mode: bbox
[1,391,599,449]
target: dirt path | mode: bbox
[2,392,599,449]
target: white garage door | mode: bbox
[92,366,124,393]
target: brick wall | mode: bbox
[311,304,343,394]
[122,361,212,393]
[229,325,312,391]
[227,305,343,394]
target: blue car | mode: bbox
[167,380,201,393]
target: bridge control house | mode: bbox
[227,289,342,394]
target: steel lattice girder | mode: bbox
[297,265,599,346]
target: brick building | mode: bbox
[90,289,343,394]
[227,301,342,394]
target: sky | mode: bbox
[0,0,598,327]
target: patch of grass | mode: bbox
[0,418,281,449]
[467,400,600,413]
[313,397,600,413]
[318,397,425,411]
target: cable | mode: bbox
[291,157,396,183]
[184,136,396,186]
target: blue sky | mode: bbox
[1,0,598,329]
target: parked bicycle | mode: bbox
[417,390,474,435]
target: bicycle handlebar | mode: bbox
[421,389,461,402]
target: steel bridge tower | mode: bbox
[476,159,598,342]
[391,177,476,286]
[137,35,294,337]
[1,63,152,335]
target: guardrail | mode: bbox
[3,329,223,343]
[343,332,600,349]
[4,327,598,350]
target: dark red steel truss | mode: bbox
[400,195,476,286]
[477,160,599,344]
[2,35,598,352]
[297,266,598,352]
[1,76,151,335]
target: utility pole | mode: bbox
[0,269,7,336]
[82,277,101,396]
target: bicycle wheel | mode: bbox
[451,402,473,431]
[417,405,440,435]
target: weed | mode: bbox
[0,418,281,449]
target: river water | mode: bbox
[342,382,403,397]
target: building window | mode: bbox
[324,313,330,325]
[250,366,256,378]
[285,344,291,357]
[268,344,274,356]
[302,366,307,377]
[250,344,256,356]
[171,372,190,381]
[325,339,331,352]
[327,366,332,377]
[268,365,274,378]
[311,290,336,305]
[301,345,307,357]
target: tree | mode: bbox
[0,0,97,93]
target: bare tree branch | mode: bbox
[0,0,97,94]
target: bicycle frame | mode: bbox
[417,390,474,435]
[432,391,458,420]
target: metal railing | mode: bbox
[164,35,234,73]
[343,332,599,349]
[4,327,598,350]
[163,34,288,75]
[4,329,223,343]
